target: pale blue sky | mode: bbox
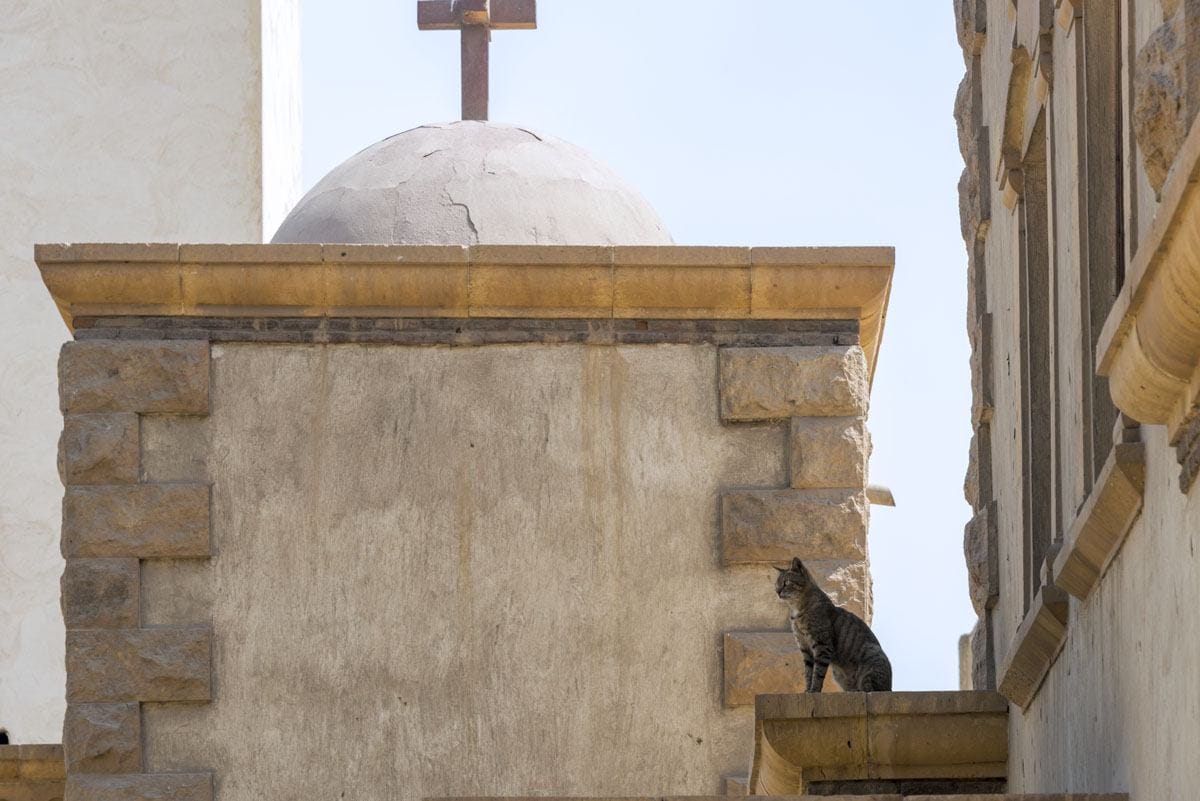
[299,0,974,690]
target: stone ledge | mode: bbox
[65,772,212,801]
[749,691,1008,795]
[1053,443,1146,599]
[62,484,211,559]
[65,628,211,703]
[59,341,209,415]
[719,346,870,421]
[37,244,893,380]
[0,745,65,781]
[997,585,1069,709]
[720,490,868,566]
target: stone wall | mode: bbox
[0,1,301,743]
[54,334,874,801]
[954,1,1200,797]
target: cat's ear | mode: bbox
[790,557,803,572]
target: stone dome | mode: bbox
[272,121,673,246]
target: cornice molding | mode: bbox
[1097,116,1200,441]
[36,243,895,382]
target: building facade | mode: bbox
[0,0,301,743]
[956,0,1200,797]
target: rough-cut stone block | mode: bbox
[721,489,867,565]
[65,772,212,801]
[61,559,140,630]
[970,313,994,425]
[60,341,209,414]
[59,414,140,485]
[963,501,999,615]
[1133,2,1200,194]
[963,422,993,510]
[789,417,869,489]
[970,612,996,691]
[63,703,141,774]
[998,585,1069,709]
[66,628,211,703]
[719,346,869,421]
[724,631,840,706]
[62,484,211,559]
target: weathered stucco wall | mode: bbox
[137,343,850,800]
[0,0,300,742]
[1009,426,1200,799]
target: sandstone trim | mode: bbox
[63,703,141,774]
[1053,442,1146,599]
[61,559,140,630]
[0,744,66,801]
[788,417,869,489]
[749,691,1008,795]
[997,585,1069,709]
[1098,115,1200,440]
[963,501,999,615]
[723,631,837,706]
[37,243,894,380]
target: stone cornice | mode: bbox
[36,244,894,381]
[1097,116,1200,441]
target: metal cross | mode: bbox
[418,0,537,121]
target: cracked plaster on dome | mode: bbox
[273,121,673,246]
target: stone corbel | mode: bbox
[999,154,1025,210]
[997,582,1069,709]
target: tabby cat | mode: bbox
[775,557,892,692]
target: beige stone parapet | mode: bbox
[1097,115,1200,442]
[747,691,1009,795]
[0,744,66,801]
[35,243,893,379]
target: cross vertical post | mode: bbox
[417,0,538,122]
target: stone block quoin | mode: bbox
[717,345,875,738]
[57,338,214,798]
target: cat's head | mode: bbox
[774,557,814,601]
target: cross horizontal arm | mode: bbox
[489,0,537,29]
[416,0,536,30]
[417,0,458,30]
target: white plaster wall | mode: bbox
[1008,426,1200,801]
[0,0,300,743]
[140,344,795,801]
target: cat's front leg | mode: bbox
[801,646,814,690]
[808,642,834,692]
